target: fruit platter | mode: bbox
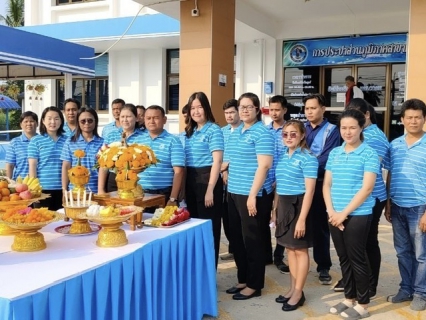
[0,206,64,252]
[78,204,143,247]
[144,206,190,228]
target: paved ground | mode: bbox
[206,216,426,320]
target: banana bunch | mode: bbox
[22,175,43,194]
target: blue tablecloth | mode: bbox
[0,219,217,320]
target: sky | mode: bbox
[0,1,7,22]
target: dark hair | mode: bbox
[303,93,326,107]
[400,98,426,118]
[121,103,140,129]
[71,107,100,142]
[182,104,189,115]
[146,105,165,117]
[20,111,38,124]
[64,98,81,110]
[346,98,368,114]
[345,76,355,82]
[283,120,310,152]
[339,109,365,142]
[367,104,377,124]
[136,105,145,111]
[237,92,262,121]
[269,95,288,108]
[39,106,65,135]
[222,99,238,111]
[111,98,125,106]
[185,92,216,137]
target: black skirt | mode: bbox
[275,194,313,249]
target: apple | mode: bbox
[15,183,28,193]
[19,190,32,200]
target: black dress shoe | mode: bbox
[282,292,305,311]
[232,290,261,300]
[226,286,245,294]
[275,295,290,303]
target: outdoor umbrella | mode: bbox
[0,94,22,141]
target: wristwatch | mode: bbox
[169,197,177,203]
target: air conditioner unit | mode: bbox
[136,0,187,6]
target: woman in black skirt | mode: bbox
[272,120,318,311]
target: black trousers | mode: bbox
[366,199,386,292]
[330,214,372,304]
[228,191,273,290]
[222,186,233,253]
[186,167,223,267]
[273,244,285,264]
[107,172,117,193]
[34,189,63,211]
[311,180,332,272]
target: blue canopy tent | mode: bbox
[0,95,21,141]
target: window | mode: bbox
[56,77,109,112]
[57,0,103,5]
[166,49,179,112]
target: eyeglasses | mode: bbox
[282,132,298,139]
[239,105,257,111]
[80,118,94,124]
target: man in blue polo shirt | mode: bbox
[63,98,81,137]
[102,98,125,138]
[303,93,340,286]
[385,98,426,311]
[266,95,289,273]
[136,105,185,206]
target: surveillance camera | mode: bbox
[191,8,199,17]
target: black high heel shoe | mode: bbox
[282,292,305,311]
[226,286,245,294]
[232,289,261,300]
[275,295,290,303]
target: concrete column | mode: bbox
[407,0,426,101]
[179,0,235,129]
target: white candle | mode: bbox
[88,191,92,206]
[70,190,74,206]
[77,190,81,207]
[83,190,87,206]
[64,189,69,206]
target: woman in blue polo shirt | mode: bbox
[98,104,144,193]
[184,92,224,267]
[324,109,379,319]
[61,107,104,194]
[224,92,274,300]
[346,98,390,298]
[5,111,38,180]
[28,106,67,210]
[272,120,318,311]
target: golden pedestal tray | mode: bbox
[0,211,63,252]
[79,206,143,247]
[62,202,98,234]
[0,193,51,236]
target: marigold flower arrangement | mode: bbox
[68,150,90,177]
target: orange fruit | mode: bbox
[1,189,11,197]
[1,196,10,202]
[0,181,8,189]
[10,194,21,201]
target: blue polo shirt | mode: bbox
[5,134,38,180]
[387,133,426,207]
[184,122,224,167]
[60,135,104,193]
[222,123,244,157]
[275,147,318,195]
[63,122,76,137]
[135,130,185,190]
[104,128,144,145]
[178,132,186,149]
[325,142,380,216]
[363,124,390,202]
[226,121,275,196]
[28,134,68,190]
[102,121,120,138]
[266,121,285,182]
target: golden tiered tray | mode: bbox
[62,201,98,234]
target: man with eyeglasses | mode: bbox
[220,99,243,261]
[266,95,290,273]
[303,93,340,286]
[63,98,81,137]
[102,98,125,138]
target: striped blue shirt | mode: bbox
[135,130,185,190]
[184,122,224,167]
[226,121,275,196]
[387,133,426,207]
[325,142,380,216]
[28,134,67,190]
[222,122,244,149]
[363,124,390,202]
[60,135,104,193]
[102,121,120,138]
[178,132,186,149]
[104,128,144,145]
[63,122,76,137]
[5,134,38,180]
[275,147,318,195]
[266,122,285,182]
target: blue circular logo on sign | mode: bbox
[289,44,308,64]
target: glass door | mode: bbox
[323,67,352,124]
[389,64,406,140]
